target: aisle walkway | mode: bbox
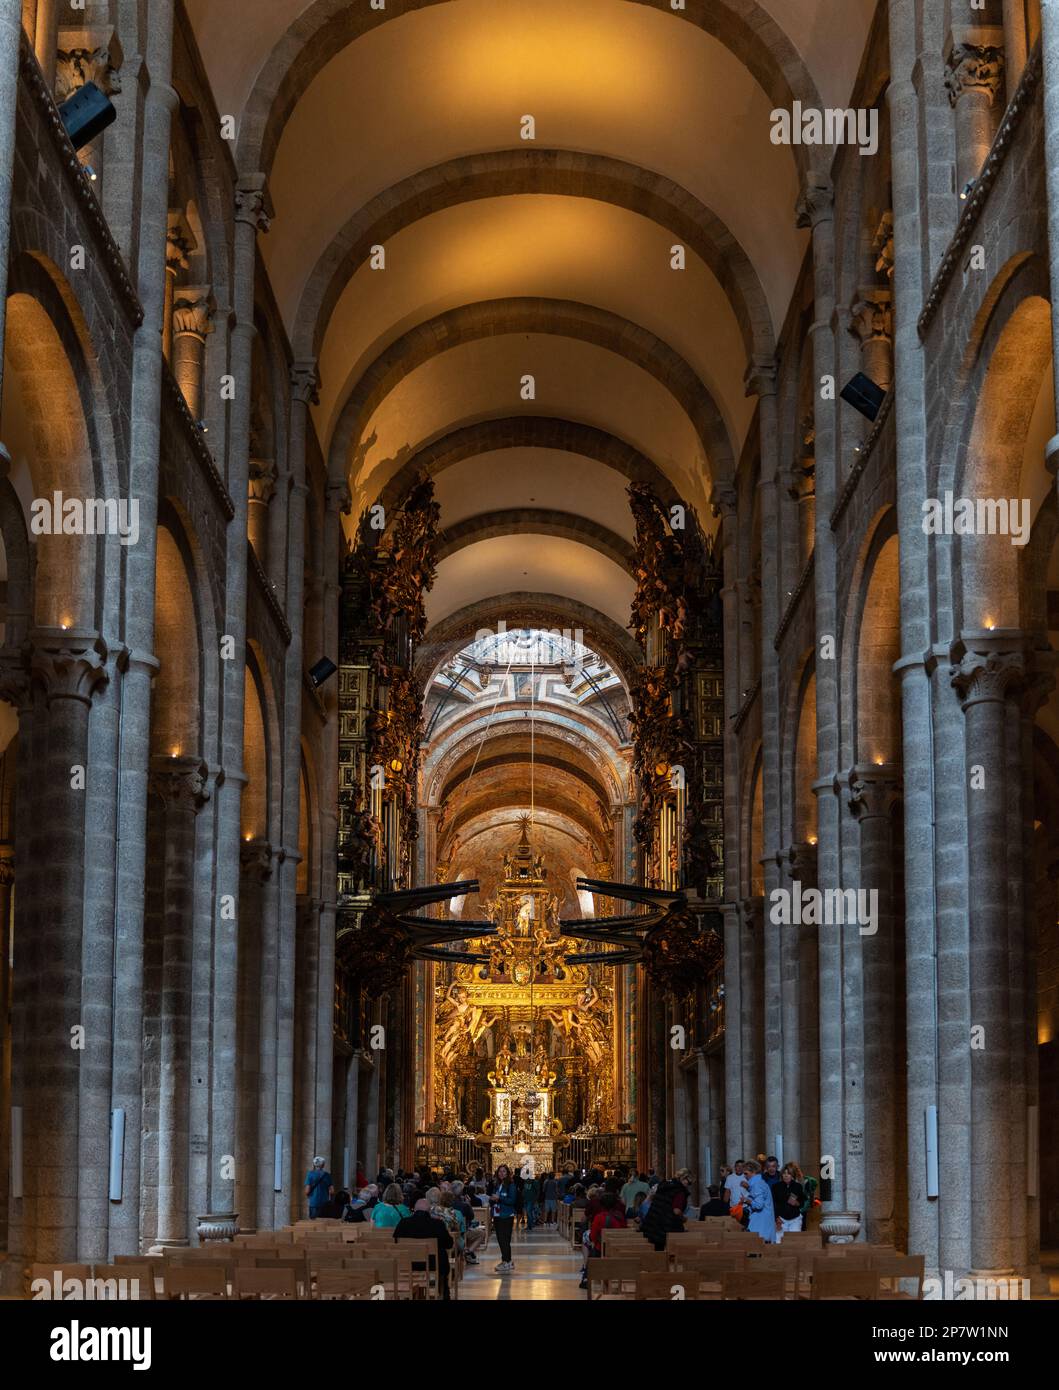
[460,1223,585,1301]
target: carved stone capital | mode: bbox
[847,765,902,820]
[848,288,893,345]
[872,211,895,281]
[166,212,196,276]
[248,458,278,505]
[240,836,274,880]
[710,480,738,520]
[950,636,1026,708]
[743,356,778,399]
[945,38,1005,106]
[326,480,353,516]
[0,657,31,711]
[787,458,815,503]
[172,288,216,340]
[235,176,272,234]
[291,360,321,406]
[55,26,123,102]
[28,630,109,705]
[148,755,211,812]
[784,840,818,883]
[795,171,834,230]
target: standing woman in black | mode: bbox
[491,1164,519,1274]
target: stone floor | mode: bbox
[458,1223,584,1301]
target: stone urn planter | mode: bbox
[820,1210,862,1244]
[196,1212,239,1244]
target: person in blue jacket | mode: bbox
[743,1159,778,1243]
[491,1164,518,1273]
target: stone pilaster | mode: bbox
[950,634,1026,1274]
[273,358,318,1226]
[144,757,210,1248]
[23,632,109,1262]
[848,767,903,1246]
[945,29,1005,193]
[774,841,818,1174]
[746,358,785,1161]
[236,836,273,1232]
[170,288,215,421]
[737,896,764,1157]
[796,169,843,1214]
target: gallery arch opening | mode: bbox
[1,0,1059,1322]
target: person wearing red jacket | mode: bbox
[579,1192,628,1287]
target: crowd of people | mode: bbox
[301,1152,820,1293]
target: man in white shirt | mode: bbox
[723,1160,748,1211]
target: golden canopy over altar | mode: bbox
[432,817,612,1171]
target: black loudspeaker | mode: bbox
[57,81,117,152]
[309,657,338,689]
[840,371,887,422]
[818,1176,833,1203]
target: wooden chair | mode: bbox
[810,1267,881,1299]
[347,1258,400,1300]
[875,1254,925,1300]
[673,1250,743,1297]
[315,1269,381,1301]
[391,1238,440,1299]
[585,1258,640,1300]
[164,1265,229,1300]
[232,1266,301,1300]
[635,1270,699,1300]
[722,1269,787,1300]
[89,1264,156,1300]
[817,1249,874,1271]
[253,1255,311,1298]
[777,1230,821,1250]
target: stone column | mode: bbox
[313,478,349,1161]
[107,0,178,1260]
[163,215,193,365]
[737,897,764,1156]
[1003,0,1031,97]
[951,636,1025,1275]
[207,175,271,1231]
[293,897,321,1207]
[54,31,122,181]
[170,289,214,422]
[28,632,109,1261]
[787,840,820,1176]
[747,359,784,1161]
[0,845,12,1258]
[247,460,277,568]
[695,1048,712,1187]
[848,289,894,394]
[236,837,272,1232]
[270,361,317,1227]
[255,845,281,1232]
[0,0,22,406]
[848,767,902,1245]
[796,169,843,1213]
[1039,1,1059,447]
[31,0,58,87]
[147,757,210,1247]
[945,30,1005,194]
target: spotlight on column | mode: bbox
[840,371,886,422]
[960,179,975,202]
[196,420,209,434]
[57,81,117,153]
[309,657,338,688]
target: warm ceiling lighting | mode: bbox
[807,835,818,846]
[874,756,885,766]
[983,618,996,631]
